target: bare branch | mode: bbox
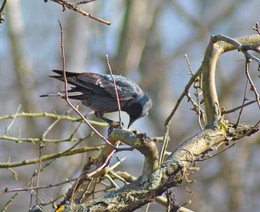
[109,129,159,175]
[106,54,123,128]
[202,34,260,124]
[164,66,202,127]
[59,123,258,211]
[0,112,108,126]
[0,0,7,23]
[222,99,259,114]
[161,65,202,163]
[0,134,78,143]
[4,105,21,135]
[57,21,117,149]
[252,22,260,35]
[0,145,102,168]
[50,0,110,25]
[244,59,260,108]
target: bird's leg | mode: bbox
[95,111,122,128]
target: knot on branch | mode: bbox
[226,123,259,141]
[109,128,159,175]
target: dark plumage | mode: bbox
[40,70,152,128]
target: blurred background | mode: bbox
[0,0,259,211]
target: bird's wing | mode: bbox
[93,74,145,100]
[50,70,136,100]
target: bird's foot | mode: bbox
[95,112,124,129]
[108,121,124,135]
[110,121,124,128]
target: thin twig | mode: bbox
[2,160,56,211]
[159,125,170,165]
[186,93,205,126]
[51,0,110,25]
[0,144,118,196]
[105,174,119,189]
[69,120,83,140]
[109,157,126,170]
[161,66,202,164]
[161,65,202,164]
[81,142,120,179]
[196,143,236,161]
[235,64,249,127]
[235,120,260,140]
[0,0,7,23]
[243,55,260,108]
[0,145,103,168]
[42,116,61,139]
[4,105,22,135]
[222,99,259,114]
[185,54,204,130]
[58,20,118,149]
[109,170,128,185]
[35,142,43,205]
[0,134,78,143]
[40,194,64,206]
[165,65,202,126]
[185,54,193,75]
[0,0,7,13]
[0,178,79,195]
[76,179,93,202]
[1,192,19,211]
[0,112,107,126]
[106,54,123,128]
[252,22,260,35]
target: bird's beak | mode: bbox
[128,117,136,129]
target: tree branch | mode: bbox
[49,0,111,25]
[202,34,260,124]
[59,123,258,211]
[0,146,103,168]
[50,33,260,211]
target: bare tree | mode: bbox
[0,1,259,212]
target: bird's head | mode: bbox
[127,93,152,128]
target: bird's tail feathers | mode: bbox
[40,92,59,97]
[49,70,80,80]
[40,90,85,100]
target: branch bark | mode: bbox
[56,34,260,211]
[59,123,258,212]
[201,34,260,124]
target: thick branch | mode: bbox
[58,123,258,212]
[109,129,159,175]
[56,34,260,211]
[202,34,260,124]
[59,128,158,206]
[201,39,222,123]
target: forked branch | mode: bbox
[57,34,260,211]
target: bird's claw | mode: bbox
[108,121,124,135]
[110,121,124,128]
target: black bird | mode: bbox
[40,70,152,128]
